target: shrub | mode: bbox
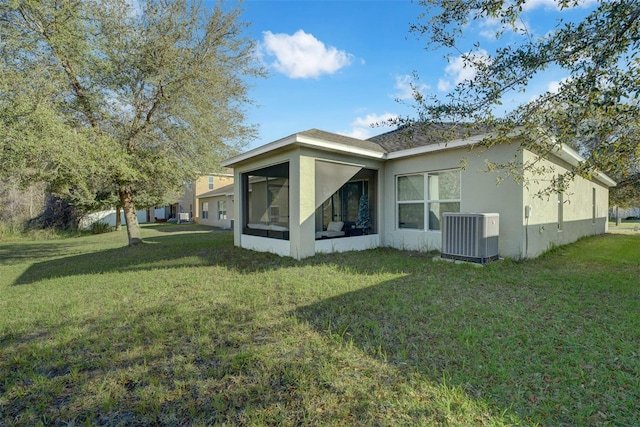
[91,221,113,234]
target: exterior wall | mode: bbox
[228,137,611,261]
[192,174,233,221]
[230,146,384,259]
[522,150,610,258]
[315,234,380,254]
[176,182,195,220]
[232,148,297,258]
[382,144,525,258]
[197,194,234,228]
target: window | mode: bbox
[397,175,424,230]
[201,202,209,219]
[208,176,214,190]
[218,200,227,220]
[396,170,460,231]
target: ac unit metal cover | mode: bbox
[441,213,499,264]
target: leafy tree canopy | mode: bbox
[407,0,639,198]
[0,0,264,243]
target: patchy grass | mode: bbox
[1,224,639,426]
[609,218,640,235]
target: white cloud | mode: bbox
[478,16,529,39]
[545,76,572,95]
[261,30,353,79]
[438,49,491,92]
[437,78,451,92]
[394,74,430,100]
[522,0,597,11]
[547,80,563,94]
[339,112,398,139]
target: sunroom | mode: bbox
[225,129,386,259]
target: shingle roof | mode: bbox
[299,129,388,153]
[367,122,492,153]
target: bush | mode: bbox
[91,222,113,234]
[0,222,23,242]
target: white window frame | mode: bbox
[396,169,461,231]
[201,202,209,219]
[218,200,227,220]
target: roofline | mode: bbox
[221,131,385,168]
[385,134,488,160]
[553,144,617,187]
[296,134,386,159]
[221,134,297,167]
[222,128,616,188]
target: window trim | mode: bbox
[201,202,209,219]
[218,200,227,220]
[396,169,461,231]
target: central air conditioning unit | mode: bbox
[441,213,499,264]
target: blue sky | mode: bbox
[226,0,597,150]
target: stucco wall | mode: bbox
[197,194,234,229]
[521,150,609,257]
[382,143,525,258]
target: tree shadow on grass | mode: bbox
[9,229,289,285]
[9,227,428,286]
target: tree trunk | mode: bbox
[115,206,122,231]
[119,185,142,245]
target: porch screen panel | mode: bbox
[315,161,363,210]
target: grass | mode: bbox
[1,224,639,426]
[609,218,640,235]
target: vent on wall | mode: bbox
[441,213,499,264]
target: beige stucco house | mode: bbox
[170,172,233,222]
[221,126,615,260]
[196,182,234,229]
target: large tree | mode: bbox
[407,0,640,196]
[0,0,262,244]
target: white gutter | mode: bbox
[222,132,385,167]
[221,134,298,167]
[553,144,617,187]
[296,135,386,159]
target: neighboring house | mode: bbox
[169,172,234,222]
[221,127,615,260]
[196,182,234,229]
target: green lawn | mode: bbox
[609,218,640,235]
[1,225,639,426]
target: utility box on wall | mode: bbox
[441,213,500,264]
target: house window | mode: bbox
[397,175,424,230]
[201,202,209,219]
[218,200,227,220]
[208,176,214,190]
[397,170,460,231]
